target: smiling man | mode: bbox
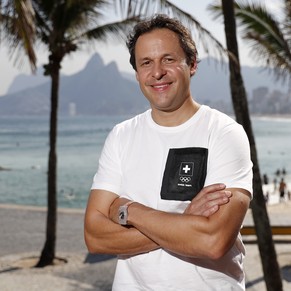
[84,14,253,291]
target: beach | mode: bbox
[0,200,291,291]
[0,204,116,291]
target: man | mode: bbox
[84,14,253,290]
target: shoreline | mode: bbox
[251,113,291,120]
[1,179,290,212]
[0,203,85,214]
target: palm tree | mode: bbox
[30,0,144,267]
[211,0,283,290]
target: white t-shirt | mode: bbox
[92,105,253,290]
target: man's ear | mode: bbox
[135,71,139,82]
[190,61,197,77]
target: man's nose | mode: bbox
[152,63,166,79]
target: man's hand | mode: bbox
[184,183,232,217]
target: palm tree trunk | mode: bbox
[36,55,60,267]
[221,0,283,290]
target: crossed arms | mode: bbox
[84,183,251,259]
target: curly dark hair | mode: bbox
[126,14,198,71]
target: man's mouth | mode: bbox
[151,83,171,91]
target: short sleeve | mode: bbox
[205,122,253,196]
[91,126,122,195]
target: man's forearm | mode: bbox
[127,203,212,258]
[107,185,243,258]
[108,197,211,257]
[124,188,249,259]
[85,209,159,256]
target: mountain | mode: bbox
[0,53,148,116]
[6,66,49,95]
[0,54,288,116]
[190,58,288,103]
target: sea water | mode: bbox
[0,114,290,209]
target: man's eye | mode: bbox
[164,58,174,63]
[141,60,151,66]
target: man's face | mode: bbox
[135,28,196,114]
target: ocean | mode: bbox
[0,114,290,209]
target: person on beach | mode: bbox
[279,178,286,202]
[84,14,253,291]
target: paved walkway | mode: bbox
[243,201,291,291]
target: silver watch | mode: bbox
[118,201,134,225]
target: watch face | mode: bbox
[118,206,128,225]
[119,210,125,221]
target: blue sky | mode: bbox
[0,0,283,96]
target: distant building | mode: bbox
[250,87,269,114]
[69,102,76,116]
[249,86,291,115]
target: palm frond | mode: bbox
[0,0,36,71]
[209,0,291,82]
[119,0,229,62]
[78,16,140,44]
[236,1,291,81]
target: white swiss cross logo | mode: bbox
[179,162,194,176]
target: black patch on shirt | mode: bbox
[161,147,208,201]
